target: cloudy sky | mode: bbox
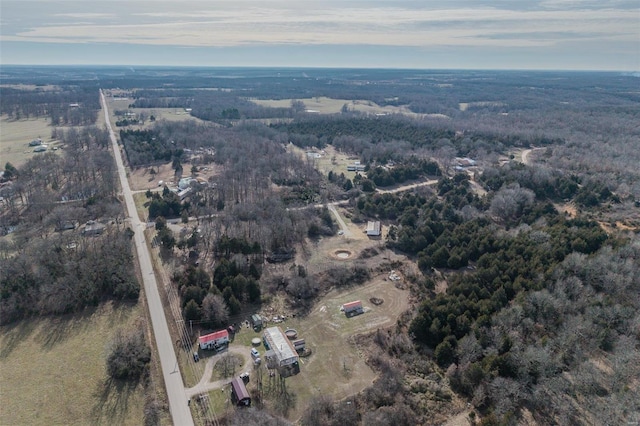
[1,0,638,70]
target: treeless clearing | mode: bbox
[0,115,61,167]
[0,84,59,91]
[127,162,221,192]
[287,144,359,181]
[214,270,411,422]
[105,97,205,129]
[555,202,578,218]
[0,302,146,426]
[251,96,449,119]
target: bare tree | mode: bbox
[201,293,229,328]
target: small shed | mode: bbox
[250,314,263,330]
[230,377,251,407]
[198,329,229,350]
[342,300,364,317]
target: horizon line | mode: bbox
[1,64,638,74]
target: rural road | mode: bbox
[375,178,438,194]
[324,179,439,238]
[100,90,194,426]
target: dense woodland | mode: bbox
[1,67,638,425]
[0,125,138,324]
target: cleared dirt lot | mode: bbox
[128,163,221,192]
[287,144,360,182]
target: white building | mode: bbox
[263,326,300,377]
[366,221,381,237]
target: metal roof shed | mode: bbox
[230,377,251,406]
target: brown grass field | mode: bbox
[287,144,360,182]
[105,97,205,130]
[251,96,449,119]
[0,302,146,426]
[0,115,61,167]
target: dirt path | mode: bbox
[185,346,250,398]
[328,204,352,238]
[376,179,438,194]
[521,147,545,166]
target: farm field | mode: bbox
[251,96,449,119]
[105,97,205,129]
[0,302,146,426]
[0,115,60,167]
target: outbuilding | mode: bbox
[198,329,229,350]
[250,314,263,330]
[342,300,364,317]
[366,221,381,237]
[263,326,300,377]
[230,377,251,407]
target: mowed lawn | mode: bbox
[0,302,146,426]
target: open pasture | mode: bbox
[251,96,448,119]
[0,115,59,167]
[0,302,146,426]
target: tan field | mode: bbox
[251,96,449,119]
[0,115,60,167]
[287,144,360,181]
[208,269,410,422]
[105,97,205,130]
[0,302,146,426]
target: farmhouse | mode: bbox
[198,329,229,350]
[347,162,366,172]
[454,157,477,167]
[342,300,364,317]
[230,377,251,407]
[178,187,192,200]
[366,221,381,237]
[178,177,193,190]
[262,326,300,377]
[55,220,78,232]
[82,220,105,236]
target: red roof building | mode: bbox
[342,300,364,317]
[199,329,229,349]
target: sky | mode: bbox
[1,0,639,70]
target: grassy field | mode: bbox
[287,144,359,182]
[215,262,410,422]
[251,96,449,119]
[0,302,146,426]
[106,97,205,130]
[0,115,61,167]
